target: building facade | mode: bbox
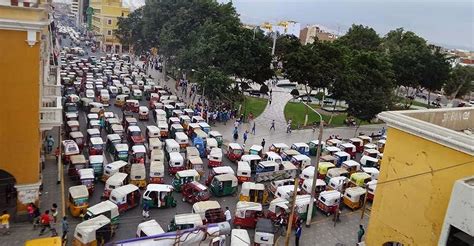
[89,0,129,53]
[0,0,62,216]
[299,25,337,45]
[260,21,301,38]
[367,108,474,245]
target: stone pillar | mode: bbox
[14,181,41,218]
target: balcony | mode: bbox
[40,65,62,130]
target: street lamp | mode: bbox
[300,100,324,227]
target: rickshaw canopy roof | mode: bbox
[128,125,141,132]
[292,154,310,161]
[255,219,274,233]
[276,185,300,196]
[154,109,166,115]
[146,125,160,133]
[189,156,203,165]
[319,190,341,201]
[364,148,379,154]
[231,229,250,245]
[345,187,366,196]
[309,140,324,145]
[342,160,360,167]
[334,151,350,157]
[340,142,356,149]
[175,132,188,140]
[328,168,349,176]
[165,139,180,148]
[107,172,128,185]
[212,166,234,175]
[193,200,221,212]
[265,152,281,159]
[360,155,379,163]
[320,155,336,161]
[66,112,78,118]
[319,162,335,169]
[241,155,261,162]
[137,220,164,236]
[292,142,309,148]
[171,124,183,130]
[327,138,342,145]
[174,213,202,226]
[145,184,173,193]
[132,145,146,153]
[228,143,242,150]
[188,181,207,191]
[89,120,101,126]
[70,154,86,164]
[271,143,289,149]
[106,160,128,170]
[150,161,164,173]
[70,131,83,138]
[69,185,88,198]
[164,104,174,109]
[176,169,199,178]
[115,143,128,152]
[362,167,379,175]
[236,201,262,212]
[208,131,222,137]
[301,166,315,176]
[149,138,162,147]
[303,178,326,188]
[87,113,99,119]
[214,174,238,183]
[237,161,251,172]
[242,182,265,191]
[186,146,199,155]
[131,163,146,173]
[169,152,184,161]
[209,148,223,157]
[282,149,300,156]
[325,146,341,152]
[349,138,363,143]
[67,120,80,127]
[269,197,289,211]
[79,168,95,179]
[107,118,120,124]
[281,161,297,170]
[250,145,263,151]
[110,184,139,198]
[111,124,124,131]
[198,122,210,128]
[259,161,278,168]
[87,128,100,135]
[87,201,119,218]
[106,134,121,142]
[350,172,371,181]
[75,215,110,243]
[359,135,372,141]
[139,106,149,112]
[90,137,103,145]
[206,138,218,147]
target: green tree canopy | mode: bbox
[335,24,381,52]
[444,65,474,99]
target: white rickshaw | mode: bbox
[136,219,165,238]
[102,172,128,199]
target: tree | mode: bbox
[420,46,451,107]
[194,68,235,104]
[444,65,474,99]
[290,89,300,98]
[274,34,302,60]
[259,84,269,95]
[335,24,381,52]
[343,51,394,125]
[116,7,147,54]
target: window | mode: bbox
[107,30,112,36]
[107,19,112,25]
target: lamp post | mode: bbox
[301,101,324,227]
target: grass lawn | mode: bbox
[396,96,429,108]
[239,96,268,119]
[284,102,368,128]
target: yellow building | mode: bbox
[0,0,62,214]
[367,108,474,245]
[89,0,129,53]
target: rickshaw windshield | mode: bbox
[66,104,77,112]
[135,152,145,158]
[82,179,94,185]
[118,151,128,157]
[92,144,103,150]
[75,138,83,144]
[130,131,141,136]
[74,197,88,206]
[75,164,85,169]
[232,149,243,155]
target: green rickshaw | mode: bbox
[210,174,238,197]
[142,184,177,208]
[208,131,223,148]
[308,140,325,156]
[113,143,129,161]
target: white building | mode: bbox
[261,21,301,38]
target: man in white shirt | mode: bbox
[224,207,232,223]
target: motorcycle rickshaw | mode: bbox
[109,184,141,213]
[79,168,95,194]
[175,102,186,110]
[69,131,84,151]
[154,109,167,122]
[187,156,204,176]
[226,143,243,162]
[138,106,149,120]
[239,182,269,205]
[198,122,211,134]
[291,142,310,156]
[237,161,251,183]
[341,160,361,175]
[172,169,200,192]
[88,137,104,155]
[146,126,161,141]
[280,149,300,161]
[125,99,139,112]
[295,194,317,220]
[106,134,121,154]
[130,145,146,164]
[168,213,203,232]
[208,148,223,167]
[66,120,80,135]
[269,179,295,196]
[89,120,101,130]
[149,161,165,184]
[317,190,342,216]
[111,124,125,140]
[68,185,89,217]
[333,151,351,167]
[349,138,364,153]
[254,218,275,246]
[210,174,238,197]
[323,145,341,156]
[191,115,205,123]
[249,145,263,157]
[157,121,169,138]
[168,152,185,175]
[361,167,379,180]
[164,104,175,118]
[359,135,372,146]
[377,139,386,153]
[62,140,80,165]
[328,176,349,191]
[181,181,210,203]
[263,152,283,164]
[192,129,208,144]
[137,219,165,238]
[89,155,104,180]
[192,201,225,224]
[360,155,380,168]
[363,148,380,159]
[150,149,165,163]
[129,164,147,188]
[179,115,191,130]
[265,197,289,221]
[349,172,372,188]
[165,139,180,157]
[102,172,128,199]
[115,94,128,108]
[142,184,177,208]
[231,229,250,246]
[127,126,145,147]
[343,186,367,210]
[102,160,128,182]
[326,138,342,147]
[366,180,377,202]
[241,155,261,173]
[290,154,311,169]
[183,108,194,116]
[84,200,120,229]
[233,201,264,229]
[339,142,357,159]
[205,166,235,186]
[206,138,218,154]
[269,143,289,155]
[317,162,336,180]
[170,124,184,140]
[299,166,315,184]
[65,112,78,122]
[208,131,223,148]
[73,215,112,246]
[192,137,206,157]
[132,89,143,100]
[301,178,326,195]
[175,132,189,151]
[308,140,325,156]
[68,154,87,179]
[113,143,129,162]
[186,146,200,161]
[325,167,349,184]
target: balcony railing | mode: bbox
[40,96,61,130]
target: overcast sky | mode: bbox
[222,0,473,50]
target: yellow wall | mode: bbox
[0,29,40,185]
[366,128,474,245]
[90,0,129,46]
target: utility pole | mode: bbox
[285,177,299,246]
[271,31,277,56]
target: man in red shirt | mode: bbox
[39,210,57,236]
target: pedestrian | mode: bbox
[234,120,239,128]
[251,122,256,135]
[142,203,150,220]
[358,224,365,243]
[261,138,266,149]
[0,210,10,235]
[27,203,35,223]
[269,97,272,105]
[46,135,55,154]
[243,130,248,144]
[295,224,302,246]
[286,123,292,133]
[224,207,232,223]
[32,205,41,229]
[51,203,58,223]
[270,120,275,131]
[39,210,53,236]
[233,129,239,142]
[61,216,68,244]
